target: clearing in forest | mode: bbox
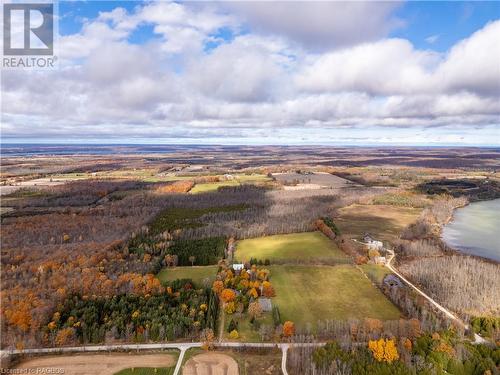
[157,265,218,287]
[235,232,349,263]
[269,265,401,327]
[335,204,422,243]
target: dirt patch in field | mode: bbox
[13,353,177,375]
[183,352,238,375]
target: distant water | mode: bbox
[0,144,219,157]
[442,199,500,262]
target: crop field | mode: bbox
[157,265,218,287]
[269,265,400,327]
[235,232,349,264]
[335,204,422,243]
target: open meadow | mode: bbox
[235,232,349,264]
[157,265,218,287]
[335,204,422,243]
[269,265,401,327]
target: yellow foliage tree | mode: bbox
[368,338,399,363]
[229,330,239,339]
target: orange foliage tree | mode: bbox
[283,321,295,337]
[220,288,236,303]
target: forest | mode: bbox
[0,177,374,349]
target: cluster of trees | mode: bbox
[402,195,468,240]
[395,239,443,258]
[165,237,226,266]
[42,283,218,346]
[6,180,145,209]
[212,263,275,313]
[154,180,194,194]
[399,256,500,317]
[289,330,499,375]
[469,317,500,340]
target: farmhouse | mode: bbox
[363,234,383,250]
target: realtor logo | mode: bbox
[3,3,54,55]
[3,2,57,68]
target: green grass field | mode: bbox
[190,181,240,193]
[190,174,272,194]
[157,266,218,287]
[269,265,400,328]
[114,368,174,375]
[235,232,349,263]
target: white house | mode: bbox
[232,263,245,272]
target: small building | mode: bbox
[232,263,245,272]
[383,274,403,288]
[258,298,273,312]
[364,234,383,250]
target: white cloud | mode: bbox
[1,2,499,145]
[226,1,403,50]
[295,20,500,97]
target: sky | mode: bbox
[1,1,500,146]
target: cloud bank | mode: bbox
[1,1,499,145]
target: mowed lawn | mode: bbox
[235,232,349,263]
[269,265,400,327]
[157,266,218,287]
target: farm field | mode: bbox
[272,172,354,188]
[269,265,400,328]
[14,353,178,375]
[190,180,240,193]
[157,265,218,287]
[335,203,422,243]
[235,232,349,264]
[190,174,272,193]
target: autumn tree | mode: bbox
[248,301,263,319]
[220,288,236,303]
[283,321,295,337]
[368,338,399,363]
[212,280,224,295]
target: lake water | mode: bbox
[442,198,500,262]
